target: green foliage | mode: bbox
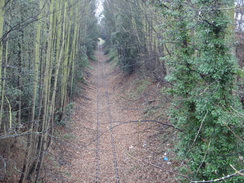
[155,0,244,181]
[85,6,99,58]
[0,0,99,181]
[101,1,145,74]
[105,48,117,63]
[237,67,244,78]
[111,14,139,74]
[56,102,75,127]
[135,80,151,95]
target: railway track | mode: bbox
[95,46,120,183]
[95,60,101,182]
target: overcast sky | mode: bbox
[95,0,104,22]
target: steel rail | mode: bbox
[101,49,120,183]
[95,61,101,183]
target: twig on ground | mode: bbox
[0,155,6,171]
[190,169,244,182]
[99,120,182,132]
[126,152,190,181]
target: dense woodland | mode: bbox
[0,0,98,182]
[0,0,243,182]
[101,0,244,181]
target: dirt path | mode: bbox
[71,48,141,182]
[51,48,141,182]
[44,48,177,183]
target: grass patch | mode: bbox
[63,133,75,140]
[106,48,117,63]
[136,80,150,95]
[62,171,72,178]
[47,156,60,169]
[89,55,97,62]
[127,79,151,100]
[87,64,94,70]
[106,55,116,63]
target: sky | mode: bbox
[95,0,104,23]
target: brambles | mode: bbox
[157,0,243,182]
